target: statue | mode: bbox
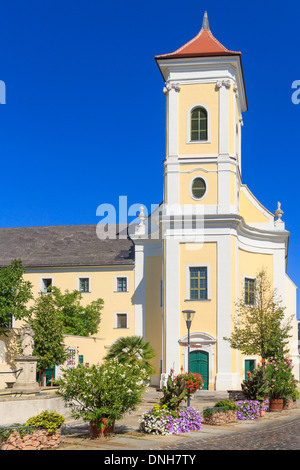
[13,323,40,393]
[20,323,35,356]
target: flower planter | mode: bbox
[203,410,236,425]
[89,418,115,438]
[269,398,284,412]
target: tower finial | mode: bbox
[202,11,210,30]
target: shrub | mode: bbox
[56,358,148,425]
[25,411,65,434]
[214,399,238,412]
[241,364,269,401]
[265,357,299,399]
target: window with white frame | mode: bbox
[78,277,90,293]
[190,107,208,141]
[190,267,208,300]
[187,104,210,143]
[115,313,128,329]
[116,276,128,292]
[41,278,53,294]
[186,264,211,301]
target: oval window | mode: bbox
[191,177,206,199]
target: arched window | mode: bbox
[190,107,208,141]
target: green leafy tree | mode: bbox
[51,287,103,336]
[30,293,68,384]
[224,269,292,360]
[0,259,33,335]
[105,336,156,376]
[56,359,149,429]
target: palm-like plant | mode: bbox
[105,336,156,376]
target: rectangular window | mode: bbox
[190,267,207,300]
[116,277,127,292]
[244,278,256,305]
[116,313,128,329]
[79,277,90,293]
[41,278,53,293]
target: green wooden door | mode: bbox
[245,359,255,380]
[189,350,208,390]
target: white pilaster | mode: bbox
[215,235,239,390]
[134,243,146,338]
[218,158,232,214]
[166,84,180,157]
[217,80,230,155]
[164,237,180,374]
[217,80,232,215]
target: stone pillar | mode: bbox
[13,356,40,394]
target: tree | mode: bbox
[0,259,33,335]
[224,269,292,361]
[105,336,156,376]
[30,293,68,385]
[51,287,103,336]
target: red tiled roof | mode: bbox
[155,14,241,60]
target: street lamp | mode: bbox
[182,309,195,406]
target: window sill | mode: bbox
[186,140,211,144]
[184,299,211,302]
[113,291,129,293]
[113,327,129,330]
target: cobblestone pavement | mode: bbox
[58,388,300,451]
[157,415,300,450]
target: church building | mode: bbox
[0,13,298,391]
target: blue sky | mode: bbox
[0,1,299,315]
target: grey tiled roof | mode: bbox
[0,224,135,268]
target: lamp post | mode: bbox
[182,309,195,406]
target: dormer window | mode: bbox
[190,107,208,141]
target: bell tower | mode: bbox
[155,13,248,383]
[156,11,247,215]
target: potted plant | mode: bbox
[265,357,298,412]
[56,358,148,437]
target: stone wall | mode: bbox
[0,393,71,426]
[1,429,61,450]
[203,410,237,425]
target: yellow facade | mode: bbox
[145,255,163,377]
[178,83,219,155]
[179,164,218,206]
[23,267,134,369]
